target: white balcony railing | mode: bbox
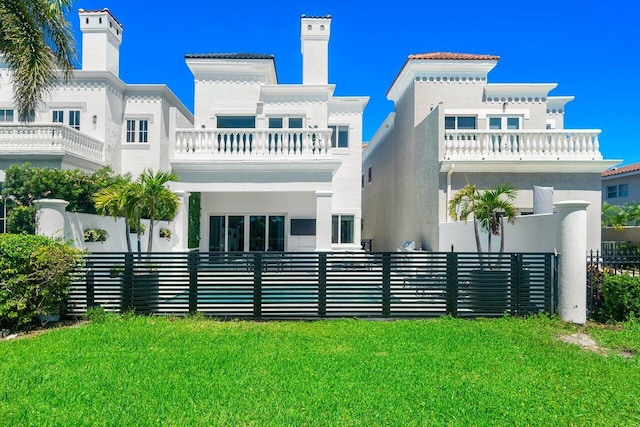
[0,123,105,164]
[174,128,333,159]
[444,130,602,160]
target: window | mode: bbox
[52,110,64,123]
[288,117,303,128]
[488,116,521,130]
[217,116,255,128]
[268,117,303,128]
[138,120,148,143]
[332,215,354,244]
[69,110,80,130]
[329,125,349,148]
[607,184,629,199]
[125,119,149,143]
[126,120,136,142]
[368,166,372,183]
[0,109,14,122]
[268,118,283,128]
[445,116,476,130]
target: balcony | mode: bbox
[173,128,334,160]
[444,129,603,161]
[0,123,104,164]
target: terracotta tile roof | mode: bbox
[602,163,640,177]
[408,52,500,61]
[184,53,274,60]
[78,8,123,28]
[387,52,500,98]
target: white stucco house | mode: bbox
[0,9,368,252]
[362,52,618,252]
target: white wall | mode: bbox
[439,213,558,252]
[66,212,174,252]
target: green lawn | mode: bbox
[1,315,639,426]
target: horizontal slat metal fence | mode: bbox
[68,251,557,319]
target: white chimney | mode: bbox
[78,8,123,77]
[300,15,331,85]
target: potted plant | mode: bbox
[449,183,518,314]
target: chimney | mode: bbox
[78,8,123,77]
[300,15,331,85]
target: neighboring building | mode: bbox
[0,10,368,252]
[602,163,640,206]
[0,8,193,177]
[362,52,618,252]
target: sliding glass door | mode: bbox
[209,214,285,252]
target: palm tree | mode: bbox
[448,183,483,255]
[137,169,180,253]
[94,176,137,252]
[601,202,626,230]
[0,0,75,121]
[474,183,518,254]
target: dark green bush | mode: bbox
[0,234,84,329]
[601,273,640,321]
[6,206,35,234]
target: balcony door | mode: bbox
[488,116,521,152]
[209,214,285,252]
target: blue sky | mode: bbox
[68,0,638,166]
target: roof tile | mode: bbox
[602,163,640,177]
[408,52,500,61]
[184,53,274,60]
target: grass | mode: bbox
[1,315,639,426]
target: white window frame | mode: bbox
[267,116,305,129]
[124,116,152,144]
[487,116,522,130]
[0,109,14,122]
[68,110,80,130]
[332,214,355,244]
[329,125,349,148]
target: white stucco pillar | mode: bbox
[33,199,69,241]
[555,200,590,325]
[315,190,333,252]
[172,191,190,251]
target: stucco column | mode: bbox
[555,200,590,325]
[315,191,333,252]
[172,191,190,251]
[33,199,70,241]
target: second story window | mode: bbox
[217,116,255,129]
[125,119,149,143]
[329,125,349,148]
[52,110,64,123]
[69,110,80,130]
[138,120,148,143]
[0,109,14,122]
[489,116,520,130]
[445,116,476,130]
[268,117,304,129]
[607,184,629,199]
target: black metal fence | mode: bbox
[587,250,640,317]
[68,251,557,319]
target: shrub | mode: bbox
[83,228,108,242]
[601,273,640,321]
[7,206,35,234]
[159,228,172,239]
[0,234,84,329]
